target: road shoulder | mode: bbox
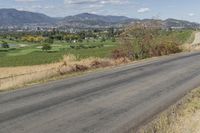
[137,87,200,133]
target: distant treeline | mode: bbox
[0,28,122,43]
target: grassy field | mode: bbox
[0,40,117,67]
[0,30,193,67]
[0,29,194,91]
[157,30,193,44]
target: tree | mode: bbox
[111,37,116,42]
[1,41,9,48]
[117,23,157,60]
[42,43,52,51]
[101,37,106,42]
[108,27,115,38]
[78,32,86,40]
[112,21,181,60]
[45,38,54,44]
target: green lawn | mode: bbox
[0,30,193,67]
[0,40,117,67]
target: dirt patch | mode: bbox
[185,32,200,51]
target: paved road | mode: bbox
[1,52,200,133]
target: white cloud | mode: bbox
[17,8,25,11]
[63,0,129,15]
[188,13,195,17]
[64,0,127,5]
[137,8,150,13]
[15,0,38,2]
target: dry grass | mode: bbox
[138,88,200,133]
[183,32,200,51]
[0,63,60,79]
[0,55,130,91]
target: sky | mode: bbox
[0,0,200,22]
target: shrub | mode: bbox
[42,43,52,51]
[112,22,184,60]
[45,38,54,44]
[112,49,127,59]
[101,37,106,42]
[1,41,9,48]
[111,37,116,42]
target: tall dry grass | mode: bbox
[0,55,130,91]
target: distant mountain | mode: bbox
[59,13,200,29]
[64,13,135,23]
[0,9,56,26]
[58,13,137,28]
[0,9,199,29]
[137,18,200,29]
[0,9,135,28]
[164,18,200,29]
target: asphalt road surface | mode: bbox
[1,52,200,133]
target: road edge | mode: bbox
[1,51,199,94]
[136,87,200,133]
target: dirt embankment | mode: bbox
[185,32,200,51]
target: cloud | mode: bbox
[15,0,39,2]
[188,13,195,17]
[63,0,129,15]
[64,0,127,5]
[137,8,150,13]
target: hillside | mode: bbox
[164,18,200,29]
[0,9,199,29]
[0,9,56,26]
[59,13,136,27]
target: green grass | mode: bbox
[0,51,65,67]
[0,40,116,67]
[7,48,36,56]
[0,30,193,67]
[149,30,193,46]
